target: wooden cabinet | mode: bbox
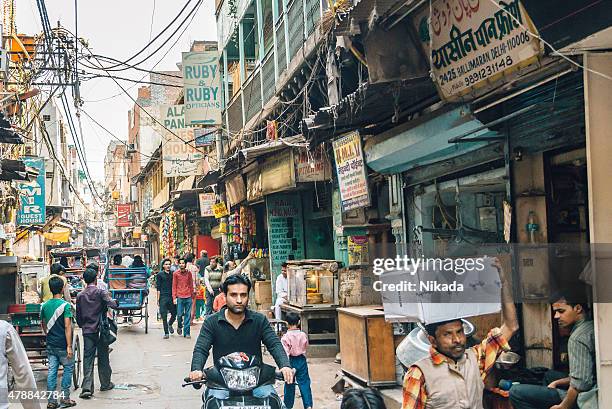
[338,306,397,386]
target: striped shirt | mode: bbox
[559,318,596,399]
[402,327,510,409]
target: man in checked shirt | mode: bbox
[402,258,519,409]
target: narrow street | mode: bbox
[26,295,341,409]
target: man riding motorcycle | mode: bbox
[189,273,294,399]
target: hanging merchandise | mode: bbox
[160,210,177,258]
[233,209,241,244]
[239,206,257,252]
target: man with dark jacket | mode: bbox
[156,258,176,339]
[189,274,294,399]
[76,268,118,399]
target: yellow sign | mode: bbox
[218,222,228,234]
[213,201,229,218]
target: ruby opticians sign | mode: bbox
[182,52,223,126]
[414,0,542,100]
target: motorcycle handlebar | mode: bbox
[182,376,206,389]
[183,369,289,388]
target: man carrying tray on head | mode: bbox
[401,258,519,409]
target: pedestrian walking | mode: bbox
[76,268,118,399]
[185,253,199,324]
[341,389,386,409]
[0,319,42,409]
[282,312,313,409]
[196,250,209,279]
[194,281,206,321]
[39,263,72,303]
[170,255,180,273]
[172,257,194,338]
[156,259,176,339]
[203,257,224,315]
[41,276,76,408]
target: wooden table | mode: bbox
[280,303,339,358]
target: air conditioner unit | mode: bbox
[127,143,137,154]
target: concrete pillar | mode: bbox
[584,52,612,408]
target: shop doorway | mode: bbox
[544,146,590,370]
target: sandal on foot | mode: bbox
[60,399,77,407]
[47,403,59,409]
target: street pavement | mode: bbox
[22,295,342,409]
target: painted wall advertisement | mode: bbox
[17,157,46,225]
[116,204,131,227]
[199,193,216,217]
[160,104,207,178]
[266,193,305,282]
[413,0,542,100]
[332,131,371,212]
[182,52,223,126]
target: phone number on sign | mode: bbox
[8,390,66,401]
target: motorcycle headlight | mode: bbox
[220,367,260,391]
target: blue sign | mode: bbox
[195,127,217,147]
[17,157,46,226]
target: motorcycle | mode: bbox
[183,352,286,409]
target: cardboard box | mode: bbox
[254,280,272,304]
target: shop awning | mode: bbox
[175,175,196,193]
[364,106,499,174]
[240,135,307,161]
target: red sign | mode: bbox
[116,204,131,227]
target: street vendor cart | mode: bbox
[105,247,150,333]
[0,256,82,390]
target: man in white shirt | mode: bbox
[274,262,289,319]
[0,320,42,409]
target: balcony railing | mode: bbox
[222,0,323,132]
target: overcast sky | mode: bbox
[17,0,217,181]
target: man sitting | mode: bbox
[510,292,597,409]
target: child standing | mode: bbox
[281,312,313,409]
[194,280,206,321]
[41,276,77,408]
[213,290,226,312]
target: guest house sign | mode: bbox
[414,0,542,100]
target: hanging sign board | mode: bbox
[199,193,216,217]
[160,104,207,178]
[182,52,223,126]
[348,235,369,265]
[261,149,296,195]
[332,131,371,212]
[116,204,131,227]
[226,174,246,207]
[413,0,542,101]
[295,146,332,183]
[212,201,229,218]
[247,169,263,202]
[195,127,217,147]
[16,157,46,226]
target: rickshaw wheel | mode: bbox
[144,301,149,334]
[72,335,82,390]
